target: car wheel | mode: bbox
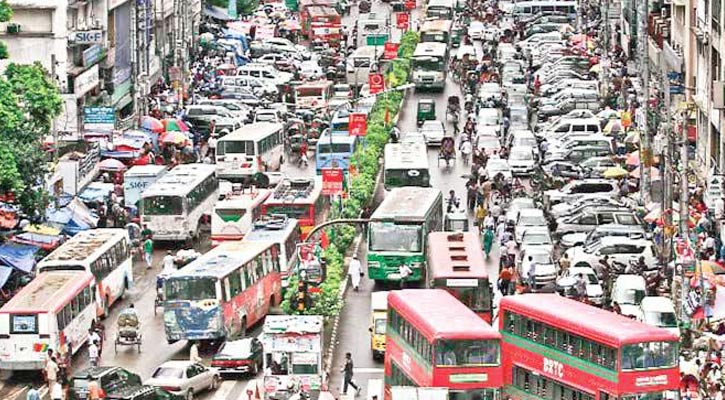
[186,389,194,400]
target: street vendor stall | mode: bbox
[262,316,324,400]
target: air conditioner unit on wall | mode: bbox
[7,23,21,34]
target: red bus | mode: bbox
[426,232,493,322]
[385,289,502,400]
[261,176,328,239]
[162,241,282,343]
[499,294,680,400]
[302,5,341,43]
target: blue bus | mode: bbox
[315,133,360,174]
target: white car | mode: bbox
[468,21,485,40]
[508,146,536,176]
[506,197,537,224]
[514,208,547,243]
[145,360,220,399]
[298,61,324,79]
[484,158,512,182]
[564,237,657,271]
[420,120,446,146]
[520,227,554,254]
[401,131,426,144]
[610,274,646,319]
[557,266,604,305]
[518,245,558,291]
[640,296,680,337]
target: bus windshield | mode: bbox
[369,222,422,252]
[296,87,325,97]
[165,277,217,301]
[318,143,353,154]
[620,341,678,370]
[143,196,183,215]
[421,32,448,43]
[384,169,430,188]
[265,205,311,220]
[218,140,254,155]
[436,339,499,366]
[412,57,445,71]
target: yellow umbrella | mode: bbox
[603,119,623,135]
[602,166,628,179]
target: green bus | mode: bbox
[367,187,443,283]
[383,142,431,191]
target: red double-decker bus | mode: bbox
[385,289,502,400]
[499,294,680,400]
[426,232,493,322]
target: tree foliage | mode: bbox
[0,62,63,217]
[0,0,12,59]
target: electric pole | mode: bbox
[638,0,651,204]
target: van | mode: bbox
[640,296,680,337]
[219,75,278,96]
[546,118,602,137]
[610,275,646,319]
[369,291,388,360]
[236,63,293,86]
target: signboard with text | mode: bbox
[74,64,100,97]
[83,107,116,132]
[383,42,400,60]
[349,113,368,136]
[396,12,410,30]
[70,30,103,44]
[368,73,384,94]
[322,168,344,195]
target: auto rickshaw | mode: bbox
[416,99,436,126]
[451,26,463,47]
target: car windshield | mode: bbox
[369,222,422,252]
[523,233,551,245]
[645,311,678,328]
[152,367,184,379]
[530,252,552,264]
[374,318,386,334]
[620,288,646,305]
[510,151,533,161]
[519,215,544,225]
[584,273,599,284]
[165,277,217,301]
[219,341,252,357]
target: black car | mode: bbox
[211,337,264,377]
[107,385,182,400]
[72,367,141,399]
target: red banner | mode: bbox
[383,42,400,60]
[322,168,344,195]
[396,12,410,30]
[368,73,384,94]
[405,0,415,9]
[349,113,368,136]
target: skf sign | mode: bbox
[70,30,103,44]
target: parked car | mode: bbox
[549,195,627,219]
[640,296,680,337]
[145,361,220,399]
[506,197,537,224]
[564,237,657,271]
[557,266,604,306]
[520,227,554,254]
[515,208,548,243]
[555,209,642,237]
[560,224,648,248]
[611,274,647,319]
[543,179,619,208]
[211,337,264,377]
[518,246,558,291]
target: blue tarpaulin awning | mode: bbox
[0,266,11,289]
[203,5,234,21]
[0,243,39,273]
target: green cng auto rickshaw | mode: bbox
[451,26,463,47]
[416,99,436,126]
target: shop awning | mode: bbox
[0,243,39,273]
[203,5,234,21]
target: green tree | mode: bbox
[0,0,12,59]
[0,62,62,216]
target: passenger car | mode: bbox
[515,209,548,243]
[518,246,557,291]
[145,361,220,399]
[555,209,641,237]
[543,179,619,208]
[484,158,513,182]
[508,146,537,176]
[610,274,646,319]
[72,367,142,400]
[564,237,657,271]
[211,337,264,377]
[557,266,604,305]
[520,227,554,254]
[420,120,446,146]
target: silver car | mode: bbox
[145,360,220,399]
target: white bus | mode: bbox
[420,19,453,44]
[383,142,431,191]
[37,228,133,317]
[0,271,96,370]
[357,15,390,46]
[243,215,302,290]
[411,42,449,90]
[346,46,383,88]
[425,0,455,19]
[510,0,577,19]
[212,187,272,245]
[140,163,218,242]
[216,123,285,185]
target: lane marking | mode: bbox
[353,367,384,374]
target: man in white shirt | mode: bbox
[162,250,176,272]
[45,356,59,393]
[88,329,102,356]
[190,341,203,364]
[505,237,517,267]
[398,264,412,289]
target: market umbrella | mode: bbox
[98,158,127,172]
[603,119,622,134]
[162,118,189,132]
[626,152,639,166]
[602,166,628,179]
[140,116,164,133]
[160,131,189,145]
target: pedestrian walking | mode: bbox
[143,237,154,269]
[341,352,361,396]
[163,250,175,272]
[45,354,59,393]
[88,328,102,357]
[88,340,99,367]
[26,384,40,400]
[348,255,362,291]
[51,381,64,400]
[190,341,203,364]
